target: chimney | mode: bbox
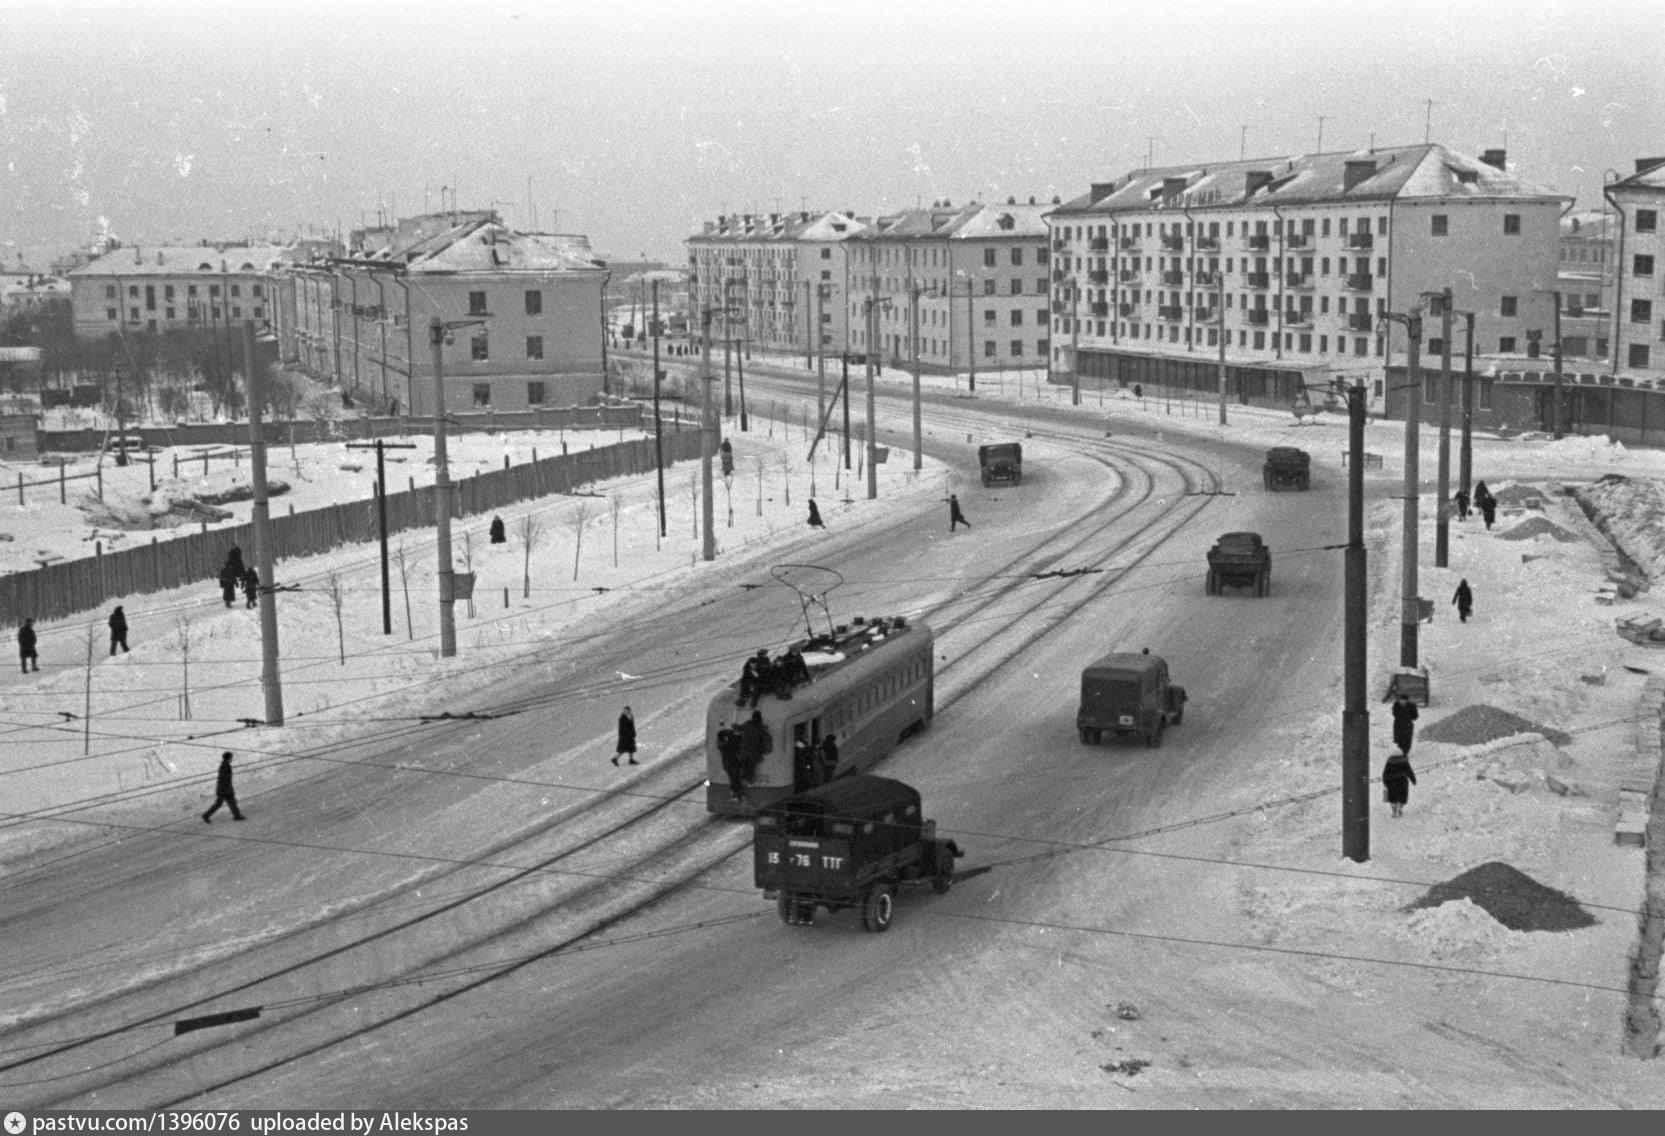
[1480,148,1507,171]
[1088,182,1115,205]
[1635,157,1665,176]
[1245,170,1273,197]
[1162,176,1187,201]
[134,245,141,265]
[1007,196,1016,205]
[1343,158,1378,191]
[1028,196,1036,205]
[156,252,163,265]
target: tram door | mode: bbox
[790,718,825,792]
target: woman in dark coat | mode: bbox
[1452,578,1474,623]
[1391,692,1419,756]
[807,499,825,529]
[613,706,638,766]
[1382,751,1417,818]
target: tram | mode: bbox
[705,615,934,816]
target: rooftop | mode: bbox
[69,244,292,277]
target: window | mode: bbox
[526,335,544,360]
[1431,214,1448,236]
[232,306,241,318]
[1010,278,1023,295]
[1500,296,1517,317]
[527,381,545,405]
[469,290,487,315]
[129,285,138,297]
[471,334,489,360]
[1630,344,1651,367]
[1037,247,1049,265]
[983,279,996,296]
[821,248,831,259]
[1010,310,1023,326]
[1637,210,1658,233]
[1636,254,1656,276]
[1499,336,1517,353]
[106,308,116,321]
[1010,248,1023,266]
[252,284,263,297]
[984,339,995,357]
[1633,299,1654,324]
[1037,307,1049,324]
[983,249,997,267]
[1503,214,1521,235]
[1010,338,1023,356]
[164,285,175,300]
[254,306,264,319]
[1036,278,1047,294]
[188,285,197,297]
[472,383,492,407]
[230,284,241,297]
[983,309,995,326]
[525,290,542,315]
[1427,338,1445,356]
[105,285,115,299]
[1355,337,1369,357]
[1038,338,1049,355]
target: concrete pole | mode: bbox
[653,280,666,538]
[722,279,734,418]
[805,278,814,369]
[1070,290,1081,405]
[428,316,457,658]
[966,278,976,392]
[1434,290,1454,569]
[816,284,827,434]
[866,277,878,500]
[701,307,717,561]
[1217,271,1229,425]
[910,283,922,471]
[1552,289,1564,440]
[244,321,284,724]
[1342,377,1369,862]
[1460,312,1475,498]
[1400,312,1424,669]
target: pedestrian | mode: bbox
[489,515,506,544]
[817,734,840,783]
[202,751,245,822]
[717,724,746,802]
[738,710,773,782]
[1133,383,1143,401]
[948,493,970,533]
[807,499,825,529]
[1479,495,1497,531]
[1382,750,1417,818]
[18,617,39,674]
[1391,691,1420,756]
[242,565,260,609]
[218,561,238,608]
[720,438,734,478]
[1452,578,1474,623]
[1453,488,1470,522]
[108,606,130,654]
[793,735,816,790]
[613,705,638,766]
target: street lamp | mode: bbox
[428,312,489,658]
[1378,304,1426,669]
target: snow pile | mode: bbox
[1575,475,1665,579]
[1398,896,1517,959]
[1493,516,1578,542]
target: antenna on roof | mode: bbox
[1425,99,1435,144]
[1316,115,1325,154]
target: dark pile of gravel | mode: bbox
[1418,704,1572,747]
[1493,483,1545,506]
[1495,516,1579,542]
[1407,861,1596,932]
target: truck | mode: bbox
[1263,446,1311,491]
[1077,650,1187,748]
[978,442,1023,487]
[754,774,961,932]
[1206,531,1271,597]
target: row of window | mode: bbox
[824,652,929,735]
[469,381,549,408]
[107,305,264,323]
[469,289,547,316]
[105,282,262,300]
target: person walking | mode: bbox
[218,561,239,608]
[817,734,840,784]
[948,494,970,533]
[717,723,746,802]
[18,617,39,674]
[489,515,506,544]
[1453,488,1470,522]
[1382,750,1417,818]
[202,751,245,822]
[738,710,773,783]
[613,705,638,766]
[108,606,130,654]
[1452,578,1474,623]
[1479,494,1497,531]
[1391,692,1420,757]
[242,565,260,609]
[807,499,825,529]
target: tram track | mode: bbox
[4,388,1228,1107]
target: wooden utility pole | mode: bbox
[1341,375,1370,862]
[428,316,458,657]
[244,321,284,723]
[1434,289,1454,569]
[866,271,879,500]
[1217,271,1228,425]
[348,438,416,634]
[910,278,922,470]
[700,307,717,561]
[653,279,667,537]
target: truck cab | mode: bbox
[1077,651,1187,748]
[978,442,1023,487]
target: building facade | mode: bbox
[285,212,609,416]
[686,211,868,358]
[67,243,289,339]
[1046,144,1569,407]
[1557,209,1616,366]
[1605,157,1665,375]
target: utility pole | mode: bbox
[700,306,717,561]
[244,321,284,724]
[842,350,852,470]
[722,279,734,418]
[428,316,458,658]
[1217,270,1228,425]
[599,285,609,398]
[1069,288,1081,406]
[737,293,750,433]
[1552,289,1564,440]
[1340,373,1369,863]
[1382,307,1425,668]
[816,283,828,434]
[113,361,129,466]
[909,277,923,470]
[652,279,666,538]
[348,437,416,634]
[1434,288,1454,569]
[1460,311,1475,498]
[866,275,879,500]
[804,278,814,370]
[966,278,976,392]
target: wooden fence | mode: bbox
[0,429,705,628]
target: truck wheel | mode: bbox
[1171,707,1184,726]
[1206,570,1217,596]
[861,882,895,932]
[1079,727,1093,745]
[932,858,955,895]
[1263,471,1272,490]
[1300,473,1310,490]
[1147,720,1165,748]
[778,893,811,926]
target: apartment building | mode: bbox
[1605,157,1665,375]
[846,199,1054,374]
[1046,144,1568,407]
[67,242,289,338]
[686,210,868,356]
[286,212,609,416]
[1556,209,1617,365]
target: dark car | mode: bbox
[1077,650,1187,748]
[978,442,1023,487]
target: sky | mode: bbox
[2,0,1661,270]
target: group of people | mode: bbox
[1384,691,1421,819]
[716,711,777,802]
[219,546,260,609]
[793,732,841,791]
[1452,480,1499,530]
[737,646,812,707]
[17,605,130,671]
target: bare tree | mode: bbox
[568,499,592,582]
[324,571,346,664]
[82,622,97,755]
[780,450,791,507]
[687,472,699,539]
[176,614,192,720]
[394,541,413,640]
[611,495,621,568]
[518,511,543,598]
[755,455,765,518]
[461,530,475,618]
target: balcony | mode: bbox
[1088,301,1110,317]
[1285,309,1312,327]
[1247,309,1271,326]
[1160,235,1184,252]
[1246,272,1271,289]
[1245,234,1270,251]
[1052,300,1070,315]
[1196,270,1222,288]
[1119,268,1141,283]
[1161,270,1185,286]
[1285,233,1309,249]
[1089,269,1110,285]
[1286,272,1314,289]
[1158,304,1184,321]
[1052,268,1068,283]
[1196,236,1220,252]
[1195,307,1218,322]
[1119,236,1141,251]
[1347,232,1374,250]
[1089,237,1110,252]
[1119,302,1139,317]
[1348,313,1373,332]
[1346,273,1374,291]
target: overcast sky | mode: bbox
[2,0,1660,269]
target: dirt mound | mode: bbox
[1419,704,1571,747]
[1492,482,1546,506]
[1494,516,1578,542]
[1407,861,1596,932]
